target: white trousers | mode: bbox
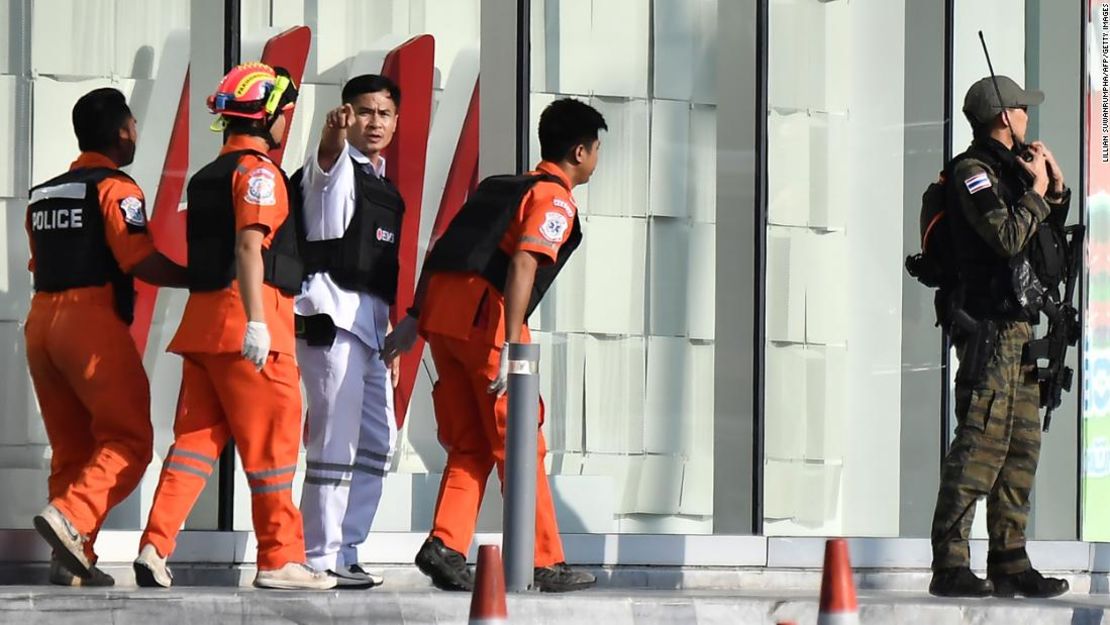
[298,328,397,571]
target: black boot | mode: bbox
[987,548,1069,598]
[415,537,473,591]
[989,567,1069,598]
[533,562,596,593]
[928,567,994,597]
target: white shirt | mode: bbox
[294,142,391,350]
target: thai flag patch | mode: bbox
[964,172,992,194]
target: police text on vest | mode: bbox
[31,208,83,230]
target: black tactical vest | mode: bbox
[292,157,406,304]
[185,149,304,295]
[423,173,582,318]
[946,140,1065,321]
[28,168,137,323]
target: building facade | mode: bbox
[0,0,1103,566]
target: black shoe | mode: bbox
[49,559,114,587]
[533,562,596,593]
[326,567,376,590]
[929,567,994,598]
[347,564,384,587]
[990,568,1069,598]
[415,537,473,591]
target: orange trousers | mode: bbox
[426,331,565,568]
[141,352,306,570]
[24,289,154,563]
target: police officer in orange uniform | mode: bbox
[384,98,605,593]
[133,63,334,590]
[27,87,188,586]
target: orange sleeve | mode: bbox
[512,183,576,264]
[231,156,289,237]
[99,176,156,273]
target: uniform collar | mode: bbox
[971,137,1020,165]
[349,143,386,178]
[535,161,573,191]
[220,134,272,156]
[70,152,119,171]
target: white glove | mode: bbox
[487,343,510,397]
[381,314,420,363]
[242,321,271,370]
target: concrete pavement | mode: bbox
[0,585,1107,624]
[0,564,1107,624]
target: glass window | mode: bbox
[528,0,720,534]
[764,0,912,537]
[1,0,1086,549]
[763,0,1082,539]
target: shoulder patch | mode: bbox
[245,167,277,206]
[119,195,147,227]
[552,197,576,217]
[539,211,569,243]
[964,171,992,194]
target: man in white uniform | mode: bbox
[293,75,404,589]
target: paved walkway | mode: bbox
[0,584,1108,624]
[0,559,1105,624]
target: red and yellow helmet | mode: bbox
[207,62,298,131]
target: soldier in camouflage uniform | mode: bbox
[929,76,1070,599]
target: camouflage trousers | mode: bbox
[931,321,1041,575]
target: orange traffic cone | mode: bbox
[817,539,859,625]
[469,544,508,625]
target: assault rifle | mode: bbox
[1025,224,1085,432]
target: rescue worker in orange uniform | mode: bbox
[383,98,606,593]
[27,87,188,586]
[133,63,334,590]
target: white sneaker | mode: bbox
[33,505,89,578]
[254,562,337,590]
[134,544,173,588]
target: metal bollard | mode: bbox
[502,341,540,592]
